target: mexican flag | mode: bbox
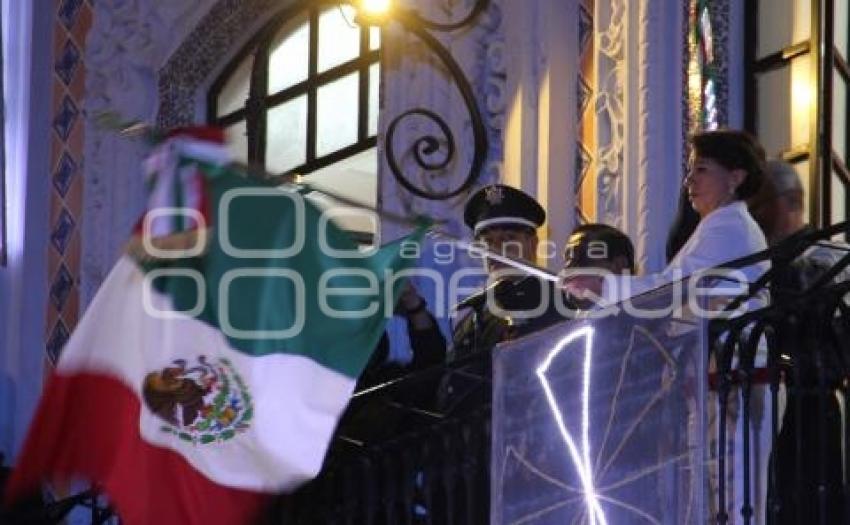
[6,149,424,523]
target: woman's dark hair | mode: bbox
[690,129,766,200]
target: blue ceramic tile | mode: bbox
[51,208,76,256]
[46,320,70,363]
[50,264,75,312]
[55,39,81,86]
[52,95,79,142]
[53,151,77,198]
[58,0,84,31]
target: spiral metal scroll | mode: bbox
[385,1,490,200]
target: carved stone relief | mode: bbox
[82,0,287,305]
[83,0,223,305]
[595,0,625,229]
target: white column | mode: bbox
[633,0,685,272]
[596,0,626,230]
[502,0,579,269]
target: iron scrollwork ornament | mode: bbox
[358,0,490,200]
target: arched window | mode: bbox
[209,2,380,240]
[687,0,720,132]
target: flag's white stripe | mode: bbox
[57,256,354,493]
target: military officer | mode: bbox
[449,184,551,360]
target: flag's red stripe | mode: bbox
[5,372,269,525]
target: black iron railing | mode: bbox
[708,222,850,524]
[279,223,850,525]
[8,225,850,524]
[273,356,492,525]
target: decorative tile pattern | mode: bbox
[477,1,506,188]
[46,320,70,364]
[575,142,592,191]
[577,75,592,118]
[158,0,281,127]
[52,95,79,141]
[50,208,76,255]
[46,319,70,365]
[55,39,80,86]
[575,0,596,223]
[578,4,593,57]
[58,0,84,30]
[594,0,625,228]
[49,264,75,311]
[53,151,77,197]
[46,0,92,366]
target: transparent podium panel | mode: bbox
[492,282,708,524]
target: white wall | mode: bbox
[0,0,53,461]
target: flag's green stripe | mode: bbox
[149,169,424,379]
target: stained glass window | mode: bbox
[688,0,719,132]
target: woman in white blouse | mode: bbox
[566,129,772,523]
[668,130,769,284]
[565,129,771,304]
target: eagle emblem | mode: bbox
[484,185,504,205]
[142,356,253,444]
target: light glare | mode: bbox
[361,0,391,16]
[537,326,608,525]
